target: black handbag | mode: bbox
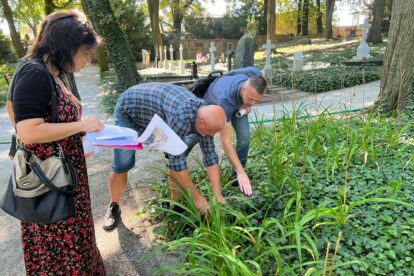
[1,147,78,224]
[1,59,78,224]
[8,134,17,159]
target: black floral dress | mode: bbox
[20,76,105,275]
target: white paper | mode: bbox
[138,114,188,156]
[84,115,187,156]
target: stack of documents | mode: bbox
[83,114,188,157]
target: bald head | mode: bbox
[196,105,226,137]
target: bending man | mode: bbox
[103,82,226,231]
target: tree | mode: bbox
[367,0,386,44]
[0,0,25,57]
[267,0,275,41]
[44,0,75,15]
[296,0,302,35]
[83,0,140,86]
[325,0,335,39]
[316,0,323,35]
[12,0,44,38]
[302,0,309,35]
[147,0,163,60]
[373,0,414,115]
[111,0,152,61]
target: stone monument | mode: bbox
[163,46,168,70]
[262,39,276,78]
[293,52,303,72]
[356,18,371,59]
[234,33,255,69]
[169,44,174,70]
[209,42,216,71]
[179,43,184,74]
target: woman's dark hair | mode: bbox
[30,10,99,72]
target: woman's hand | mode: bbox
[81,116,104,133]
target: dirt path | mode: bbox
[0,65,165,275]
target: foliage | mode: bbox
[12,0,44,38]
[0,64,13,107]
[110,0,152,61]
[271,44,385,92]
[0,32,17,63]
[230,0,266,35]
[245,15,259,37]
[184,15,246,39]
[150,108,414,275]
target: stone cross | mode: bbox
[163,45,168,69]
[293,51,303,72]
[209,42,217,71]
[179,43,184,74]
[262,39,276,77]
[356,18,371,59]
[225,42,234,71]
[169,44,174,70]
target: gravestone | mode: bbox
[262,39,276,78]
[163,46,168,70]
[356,18,371,59]
[209,42,216,71]
[234,33,255,69]
[144,51,150,67]
[225,42,234,71]
[169,44,174,70]
[179,43,184,74]
[293,52,303,72]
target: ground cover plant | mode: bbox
[150,108,414,275]
[0,64,13,107]
[270,44,385,92]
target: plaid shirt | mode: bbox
[118,82,218,171]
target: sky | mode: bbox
[1,1,365,35]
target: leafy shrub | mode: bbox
[0,64,13,107]
[273,66,382,92]
[0,32,17,63]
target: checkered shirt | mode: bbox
[118,82,218,171]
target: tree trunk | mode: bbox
[267,0,275,41]
[316,0,323,35]
[81,0,109,73]
[325,0,336,39]
[44,0,54,15]
[367,0,386,44]
[172,0,182,34]
[302,0,309,36]
[83,0,140,86]
[297,0,302,35]
[148,0,163,60]
[373,0,414,115]
[0,0,25,57]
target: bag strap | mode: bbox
[30,158,79,195]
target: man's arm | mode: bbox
[220,123,253,196]
[168,168,208,210]
[205,164,225,204]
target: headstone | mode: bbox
[293,52,303,72]
[154,44,159,68]
[169,44,174,70]
[191,61,198,79]
[144,51,150,67]
[141,49,147,63]
[163,46,168,70]
[209,42,216,71]
[262,39,276,77]
[179,43,184,74]
[356,18,371,59]
[234,33,255,69]
[225,42,234,71]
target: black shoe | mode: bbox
[103,202,121,231]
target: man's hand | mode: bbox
[245,106,252,114]
[237,172,252,196]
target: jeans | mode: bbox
[185,113,250,169]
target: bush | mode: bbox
[0,32,17,63]
[0,64,13,107]
[273,66,382,92]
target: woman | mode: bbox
[12,10,105,274]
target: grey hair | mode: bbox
[245,76,268,95]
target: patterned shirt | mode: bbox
[118,82,218,171]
